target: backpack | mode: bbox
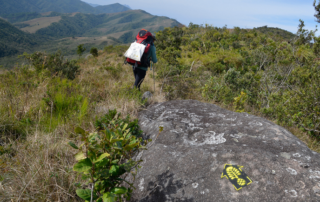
[124,29,153,68]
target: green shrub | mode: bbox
[22,51,80,80]
[90,47,99,57]
[70,110,150,202]
[233,91,248,112]
[77,44,86,58]
[95,109,142,137]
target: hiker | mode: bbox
[125,29,157,90]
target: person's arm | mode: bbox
[151,46,158,63]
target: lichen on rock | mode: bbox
[131,100,320,201]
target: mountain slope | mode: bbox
[254,26,295,40]
[95,3,131,14]
[0,9,182,60]
[0,18,37,57]
[86,3,100,7]
[0,0,130,15]
[34,10,182,40]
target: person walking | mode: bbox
[132,32,157,90]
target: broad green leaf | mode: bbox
[102,192,115,202]
[110,187,127,194]
[76,189,91,200]
[68,141,79,149]
[75,127,86,135]
[109,165,120,176]
[89,132,99,139]
[96,158,109,168]
[122,123,128,131]
[104,129,111,141]
[94,152,110,163]
[111,138,123,144]
[75,152,86,161]
[124,143,139,151]
[129,139,137,145]
[73,158,92,172]
[111,159,119,165]
[123,129,130,138]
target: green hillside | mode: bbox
[254,26,295,41]
[0,18,37,57]
[95,4,131,14]
[0,23,320,201]
[0,0,130,15]
[0,10,182,63]
[32,10,181,41]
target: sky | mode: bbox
[82,0,319,34]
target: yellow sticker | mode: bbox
[221,164,252,191]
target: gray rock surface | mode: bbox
[131,100,320,201]
[142,91,152,101]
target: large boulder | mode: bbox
[131,100,320,201]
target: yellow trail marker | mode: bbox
[221,164,252,191]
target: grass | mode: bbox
[20,16,62,33]
[0,49,165,201]
[0,47,318,201]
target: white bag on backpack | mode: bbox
[124,42,146,62]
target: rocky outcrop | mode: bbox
[131,100,320,201]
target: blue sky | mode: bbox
[83,0,319,34]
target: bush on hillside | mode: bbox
[70,109,149,201]
[155,23,320,138]
[90,47,98,57]
[22,50,80,80]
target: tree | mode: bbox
[77,44,86,58]
[314,0,320,23]
[295,19,317,46]
[90,47,98,57]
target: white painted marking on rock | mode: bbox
[286,168,297,175]
[223,117,237,121]
[285,190,298,197]
[139,178,144,191]
[293,153,301,157]
[305,156,311,161]
[155,106,165,112]
[192,183,199,188]
[248,121,263,126]
[206,132,226,145]
[170,130,179,134]
[309,169,320,180]
[212,153,217,157]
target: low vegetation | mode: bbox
[154,21,320,145]
[0,46,160,201]
[0,20,319,201]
